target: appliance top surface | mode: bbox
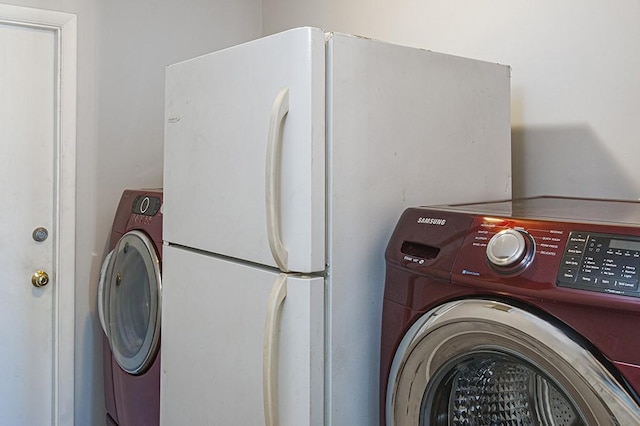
[432,196,640,226]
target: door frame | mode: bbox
[0,4,77,425]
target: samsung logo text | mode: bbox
[417,217,447,225]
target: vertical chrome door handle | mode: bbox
[263,273,287,426]
[265,87,290,272]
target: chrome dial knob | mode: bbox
[486,229,534,272]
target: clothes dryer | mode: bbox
[381,196,640,425]
[99,189,162,426]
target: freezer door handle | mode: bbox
[265,87,290,272]
[263,273,287,426]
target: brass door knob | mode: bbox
[32,270,50,288]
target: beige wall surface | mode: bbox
[263,0,640,199]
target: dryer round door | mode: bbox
[102,230,162,375]
[386,299,640,426]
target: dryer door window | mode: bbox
[106,230,161,375]
[386,299,640,426]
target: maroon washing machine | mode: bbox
[98,189,162,426]
[381,196,640,425]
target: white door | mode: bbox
[0,20,54,423]
[164,27,326,273]
[160,245,324,426]
[0,5,76,425]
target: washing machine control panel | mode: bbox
[557,232,640,296]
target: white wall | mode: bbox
[262,0,328,33]
[5,0,261,425]
[263,0,640,199]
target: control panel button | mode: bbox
[560,267,577,281]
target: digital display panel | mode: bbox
[609,239,640,252]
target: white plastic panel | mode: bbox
[164,27,325,273]
[160,244,324,426]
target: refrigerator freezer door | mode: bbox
[164,27,325,273]
[160,245,324,426]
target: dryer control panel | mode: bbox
[132,195,162,216]
[558,232,640,296]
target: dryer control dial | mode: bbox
[486,229,535,273]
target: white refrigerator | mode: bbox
[161,27,511,425]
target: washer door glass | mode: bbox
[106,230,161,375]
[422,351,584,425]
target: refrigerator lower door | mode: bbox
[160,244,324,425]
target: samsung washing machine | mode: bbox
[98,189,163,426]
[381,196,640,425]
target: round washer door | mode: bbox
[103,230,161,375]
[386,299,640,426]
